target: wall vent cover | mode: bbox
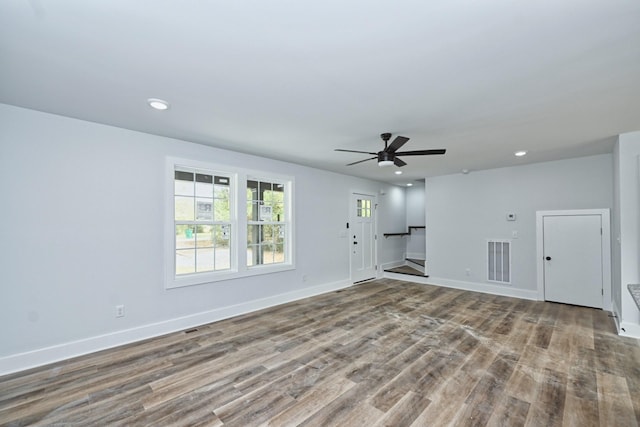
[487,239,511,284]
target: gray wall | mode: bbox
[615,131,640,336]
[0,104,406,373]
[405,182,426,259]
[425,154,614,297]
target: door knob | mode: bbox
[545,256,551,261]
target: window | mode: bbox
[166,157,294,289]
[247,178,287,266]
[356,198,371,218]
[174,170,232,275]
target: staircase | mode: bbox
[384,258,427,278]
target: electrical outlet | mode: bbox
[465,268,471,276]
[115,305,125,318]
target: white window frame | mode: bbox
[165,157,295,289]
[246,175,292,270]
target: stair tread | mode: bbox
[384,265,427,277]
[406,258,425,266]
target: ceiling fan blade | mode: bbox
[394,157,407,167]
[346,157,377,166]
[335,149,377,155]
[386,136,409,153]
[395,149,446,156]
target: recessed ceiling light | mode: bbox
[395,171,403,175]
[406,183,413,187]
[461,169,470,174]
[147,98,170,110]
[514,150,527,157]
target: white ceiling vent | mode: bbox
[488,240,511,284]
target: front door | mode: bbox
[543,214,603,308]
[350,193,376,283]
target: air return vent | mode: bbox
[487,240,511,284]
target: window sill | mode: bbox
[166,263,295,289]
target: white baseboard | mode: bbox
[619,321,640,339]
[383,274,538,301]
[0,280,351,376]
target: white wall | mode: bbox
[0,104,406,374]
[405,183,426,259]
[425,154,613,300]
[615,131,640,337]
[612,139,622,318]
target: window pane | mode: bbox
[247,244,257,266]
[262,224,274,244]
[196,198,213,221]
[216,224,231,245]
[195,225,214,248]
[273,183,285,194]
[261,244,274,265]
[175,196,194,221]
[196,248,214,272]
[273,202,285,222]
[247,180,259,201]
[247,224,260,244]
[274,225,285,244]
[215,245,230,270]
[176,249,195,274]
[214,176,230,186]
[274,243,285,263]
[247,202,256,221]
[195,180,213,198]
[176,225,196,249]
[175,171,194,196]
[260,182,272,201]
[214,184,229,199]
[215,186,230,222]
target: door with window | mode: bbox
[350,193,377,283]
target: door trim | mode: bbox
[349,191,378,283]
[535,209,611,310]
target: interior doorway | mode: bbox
[536,209,611,309]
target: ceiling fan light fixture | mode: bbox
[378,151,394,167]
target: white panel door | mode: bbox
[543,214,603,308]
[350,193,376,283]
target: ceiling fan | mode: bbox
[335,133,446,167]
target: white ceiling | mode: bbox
[1,1,639,184]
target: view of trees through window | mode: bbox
[174,170,231,275]
[247,179,286,266]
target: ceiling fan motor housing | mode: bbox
[378,151,393,161]
[378,151,394,166]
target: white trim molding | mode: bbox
[535,209,612,310]
[384,274,538,301]
[619,321,640,339]
[0,279,351,376]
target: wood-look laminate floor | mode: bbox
[1,279,639,426]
